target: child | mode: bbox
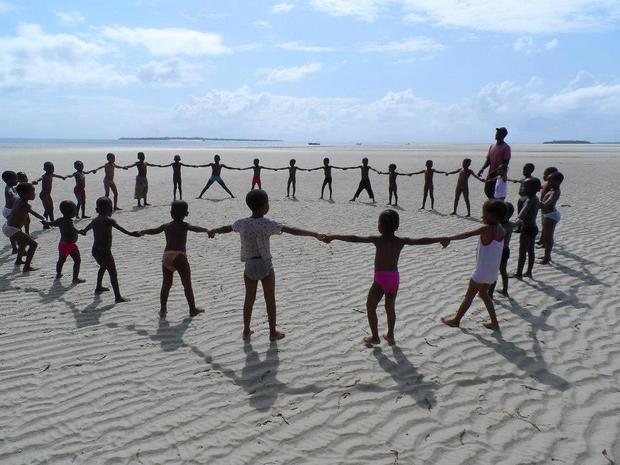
[515,163,541,218]
[196,154,236,199]
[378,164,413,206]
[514,178,540,279]
[16,172,31,234]
[95,153,128,210]
[280,159,307,198]
[441,199,508,330]
[490,164,510,201]
[489,202,515,298]
[125,152,159,207]
[322,209,448,345]
[155,154,196,200]
[208,189,323,340]
[44,200,85,283]
[2,170,18,253]
[3,183,45,271]
[137,201,208,318]
[445,158,484,216]
[348,157,378,203]
[412,160,446,210]
[79,197,139,302]
[308,157,347,201]
[67,161,98,218]
[536,166,558,244]
[238,158,279,190]
[539,172,564,265]
[33,161,67,225]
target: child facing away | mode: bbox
[238,158,279,190]
[445,158,484,216]
[379,163,414,206]
[412,160,446,210]
[3,182,45,271]
[136,201,209,319]
[67,160,98,218]
[488,202,515,298]
[196,154,236,199]
[155,154,197,200]
[2,170,18,253]
[322,210,448,345]
[79,197,139,302]
[514,178,540,279]
[347,157,378,203]
[33,161,67,226]
[308,157,348,201]
[441,199,508,330]
[538,172,564,265]
[16,172,31,234]
[208,189,323,341]
[44,200,85,283]
[95,153,129,210]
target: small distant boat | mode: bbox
[307,142,320,146]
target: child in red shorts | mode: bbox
[45,200,85,283]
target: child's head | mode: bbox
[74,160,84,171]
[522,178,540,197]
[543,166,558,181]
[106,152,115,162]
[378,209,399,235]
[2,170,17,186]
[425,160,433,168]
[548,171,564,188]
[174,154,181,162]
[43,161,55,174]
[253,158,259,166]
[389,163,396,172]
[497,164,507,175]
[522,163,535,176]
[323,157,329,165]
[362,157,369,165]
[170,200,189,221]
[463,158,472,168]
[16,182,35,201]
[503,202,515,223]
[246,189,269,215]
[214,154,221,162]
[16,172,28,183]
[95,196,113,216]
[137,152,145,161]
[59,200,78,219]
[289,159,296,166]
[482,199,507,225]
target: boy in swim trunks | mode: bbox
[322,209,448,345]
[445,158,484,216]
[79,197,139,302]
[411,160,447,210]
[4,182,45,271]
[539,172,564,265]
[136,200,208,319]
[308,157,348,201]
[66,161,98,218]
[2,170,18,253]
[209,189,323,341]
[347,157,378,203]
[33,161,67,226]
[238,158,279,190]
[94,153,128,210]
[44,200,85,283]
[125,152,159,207]
[196,154,236,199]
[513,178,540,279]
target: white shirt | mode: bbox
[232,217,283,261]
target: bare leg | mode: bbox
[175,255,203,316]
[292,179,296,197]
[525,233,536,277]
[14,232,38,271]
[429,185,435,209]
[320,179,328,199]
[422,185,429,209]
[463,190,471,216]
[540,219,557,264]
[384,292,397,344]
[393,189,398,206]
[478,285,499,329]
[198,179,214,198]
[452,188,461,214]
[216,179,235,198]
[261,271,284,340]
[178,179,183,200]
[70,249,84,283]
[388,188,393,205]
[160,266,173,318]
[80,193,88,218]
[287,178,292,197]
[364,282,384,345]
[243,274,258,339]
[56,254,67,279]
[499,255,509,295]
[10,236,17,254]
[328,180,333,200]
[442,279,478,327]
[110,182,120,210]
[104,181,110,198]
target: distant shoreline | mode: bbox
[543,140,591,144]
[118,137,284,142]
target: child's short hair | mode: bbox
[214,154,220,160]
[362,157,368,163]
[74,160,84,170]
[2,170,16,183]
[253,158,259,164]
[425,160,433,166]
[463,158,472,166]
[323,157,329,164]
[106,153,115,161]
[543,166,558,177]
[16,182,34,197]
[389,163,396,171]
[174,154,181,161]
[503,202,515,222]
[522,178,540,195]
[16,172,28,182]
[549,172,564,184]
[95,196,113,214]
[43,161,54,172]
[137,152,145,160]
[59,200,78,218]
[379,209,399,233]
[290,159,296,164]
[483,199,507,224]
[524,163,535,172]
[246,189,268,212]
[170,200,189,221]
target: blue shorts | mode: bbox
[209,176,222,182]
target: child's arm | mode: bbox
[469,169,485,182]
[221,164,239,170]
[78,221,94,235]
[208,225,233,238]
[193,163,213,168]
[53,174,68,180]
[369,166,381,173]
[446,169,461,175]
[187,224,210,233]
[179,163,195,167]
[408,170,425,176]
[261,166,280,171]
[137,224,166,236]
[322,234,376,244]
[115,163,131,170]
[401,237,449,247]
[333,166,352,170]
[444,226,486,242]
[85,168,98,175]
[112,220,140,237]
[433,169,447,175]
[281,225,322,239]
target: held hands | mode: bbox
[207,229,216,238]
[133,231,144,237]
[320,235,334,243]
[78,229,87,236]
[440,238,450,248]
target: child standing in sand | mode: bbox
[155,154,196,200]
[196,154,237,199]
[308,157,348,201]
[279,159,307,198]
[44,200,85,283]
[323,210,447,345]
[514,178,540,279]
[95,153,128,210]
[209,189,323,340]
[125,152,160,207]
[238,158,279,190]
[3,170,18,253]
[348,157,378,203]
[489,202,515,298]
[33,162,67,226]
[441,199,507,330]
[15,173,31,234]
[536,166,558,244]
[137,201,209,319]
[539,172,564,265]
[412,160,446,210]
[379,164,413,206]
[79,197,139,302]
[3,183,45,271]
[446,158,484,216]
[67,161,98,218]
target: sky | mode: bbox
[0,0,619,143]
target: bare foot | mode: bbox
[94,286,109,294]
[441,316,460,327]
[115,296,129,303]
[72,278,86,284]
[23,266,38,272]
[538,259,550,265]
[497,289,509,297]
[363,335,381,345]
[55,274,62,280]
[114,206,122,211]
[523,272,533,278]
[511,273,523,280]
[82,215,90,219]
[383,334,396,345]
[159,310,167,319]
[483,321,499,330]
[144,202,151,206]
[450,211,457,215]
[242,329,254,340]
[189,308,205,317]
[270,330,285,341]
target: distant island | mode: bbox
[543,140,591,144]
[119,137,283,142]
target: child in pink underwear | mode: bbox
[137,201,209,319]
[441,199,507,330]
[322,210,448,346]
[44,200,85,283]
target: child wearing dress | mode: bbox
[322,209,448,345]
[539,172,564,265]
[208,189,323,341]
[441,199,507,330]
[489,202,515,298]
[491,164,509,201]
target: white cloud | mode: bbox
[252,20,271,28]
[258,62,322,82]
[100,26,231,56]
[56,11,85,24]
[309,0,389,21]
[545,38,559,50]
[514,36,558,54]
[137,59,205,86]
[360,37,444,54]
[277,41,341,52]
[271,2,295,13]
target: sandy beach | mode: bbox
[1,143,619,465]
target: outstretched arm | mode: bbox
[78,221,94,235]
[53,174,67,180]
[193,163,213,168]
[369,167,381,173]
[137,224,166,236]
[146,162,167,168]
[446,169,461,175]
[221,164,240,170]
[409,170,425,176]
[187,224,209,233]
[116,163,131,170]
[444,226,486,242]
[261,166,279,171]
[469,169,485,182]
[208,225,233,237]
[433,169,447,175]
[281,225,321,239]
[402,237,449,247]
[112,221,140,237]
[322,234,377,244]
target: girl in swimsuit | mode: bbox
[539,172,564,265]
[322,210,448,346]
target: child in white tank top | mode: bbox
[441,199,507,330]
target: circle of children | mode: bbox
[2,128,565,345]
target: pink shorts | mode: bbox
[162,250,186,272]
[58,241,78,257]
[374,271,400,294]
[252,176,261,185]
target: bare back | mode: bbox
[373,235,405,271]
[7,198,30,228]
[164,221,189,252]
[104,163,115,181]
